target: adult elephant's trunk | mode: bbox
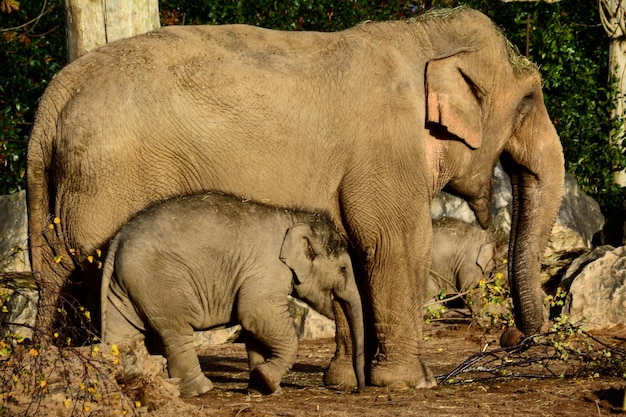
[502,104,564,336]
[335,287,366,391]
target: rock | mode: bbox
[560,246,626,330]
[0,190,30,273]
[0,273,39,340]
[289,297,335,340]
[557,173,604,248]
[193,326,241,346]
[0,191,38,340]
[288,297,336,340]
[192,297,335,348]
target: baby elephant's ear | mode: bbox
[280,223,316,281]
[476,241,497,273]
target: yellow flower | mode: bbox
[29,348,39,357]
[111,344,119,356]
[96,248,102,257]
[54,255,63,264]
[53,217,61,224]
[135,401,141,408]
[87,256,94,263]
[63,399,70,408]
[40,379,47,388]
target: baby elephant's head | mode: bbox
[279,222,360,320]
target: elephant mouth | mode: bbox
[468,197,492,229]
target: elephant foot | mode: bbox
[499,327,525,348]
[247,365,282,396]
[323,357,357,390]
[178,374,214,397]
[370,356,436,389]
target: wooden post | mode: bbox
[599,0,626,186]
[65,0,160,63]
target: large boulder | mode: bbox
[560,246,626,330]
[0,191,38,339]
[0,190,30,273]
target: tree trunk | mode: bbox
[65,0,160,63]
[600,0,626,186]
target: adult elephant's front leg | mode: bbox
[367,234,436,388]
[339,193,436,389]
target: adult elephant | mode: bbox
[27,6,564,389]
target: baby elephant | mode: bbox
[101,192,365,396]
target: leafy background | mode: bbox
[1,0,624,213]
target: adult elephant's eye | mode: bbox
[518,93,535,116]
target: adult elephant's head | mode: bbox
[420,7,564,335]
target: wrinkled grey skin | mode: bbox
[28,7,564,389]
[100,193,365,397]
[427,218,501,299]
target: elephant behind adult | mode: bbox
[27,6,564,389]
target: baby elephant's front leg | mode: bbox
[242,306,299,395]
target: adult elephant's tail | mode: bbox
[26,80,73,333]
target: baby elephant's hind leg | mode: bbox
[152,318,214,397]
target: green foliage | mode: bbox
[159,0,415,29]
[0,1,65,194]
[424,288,447,324]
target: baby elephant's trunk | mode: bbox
[335,284,366,391]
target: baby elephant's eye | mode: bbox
[339,265,348,277]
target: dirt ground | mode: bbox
[178,323,626,417]
[3,320,626,416]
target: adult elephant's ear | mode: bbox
[280,223,316,281]
[425,57,483,149]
